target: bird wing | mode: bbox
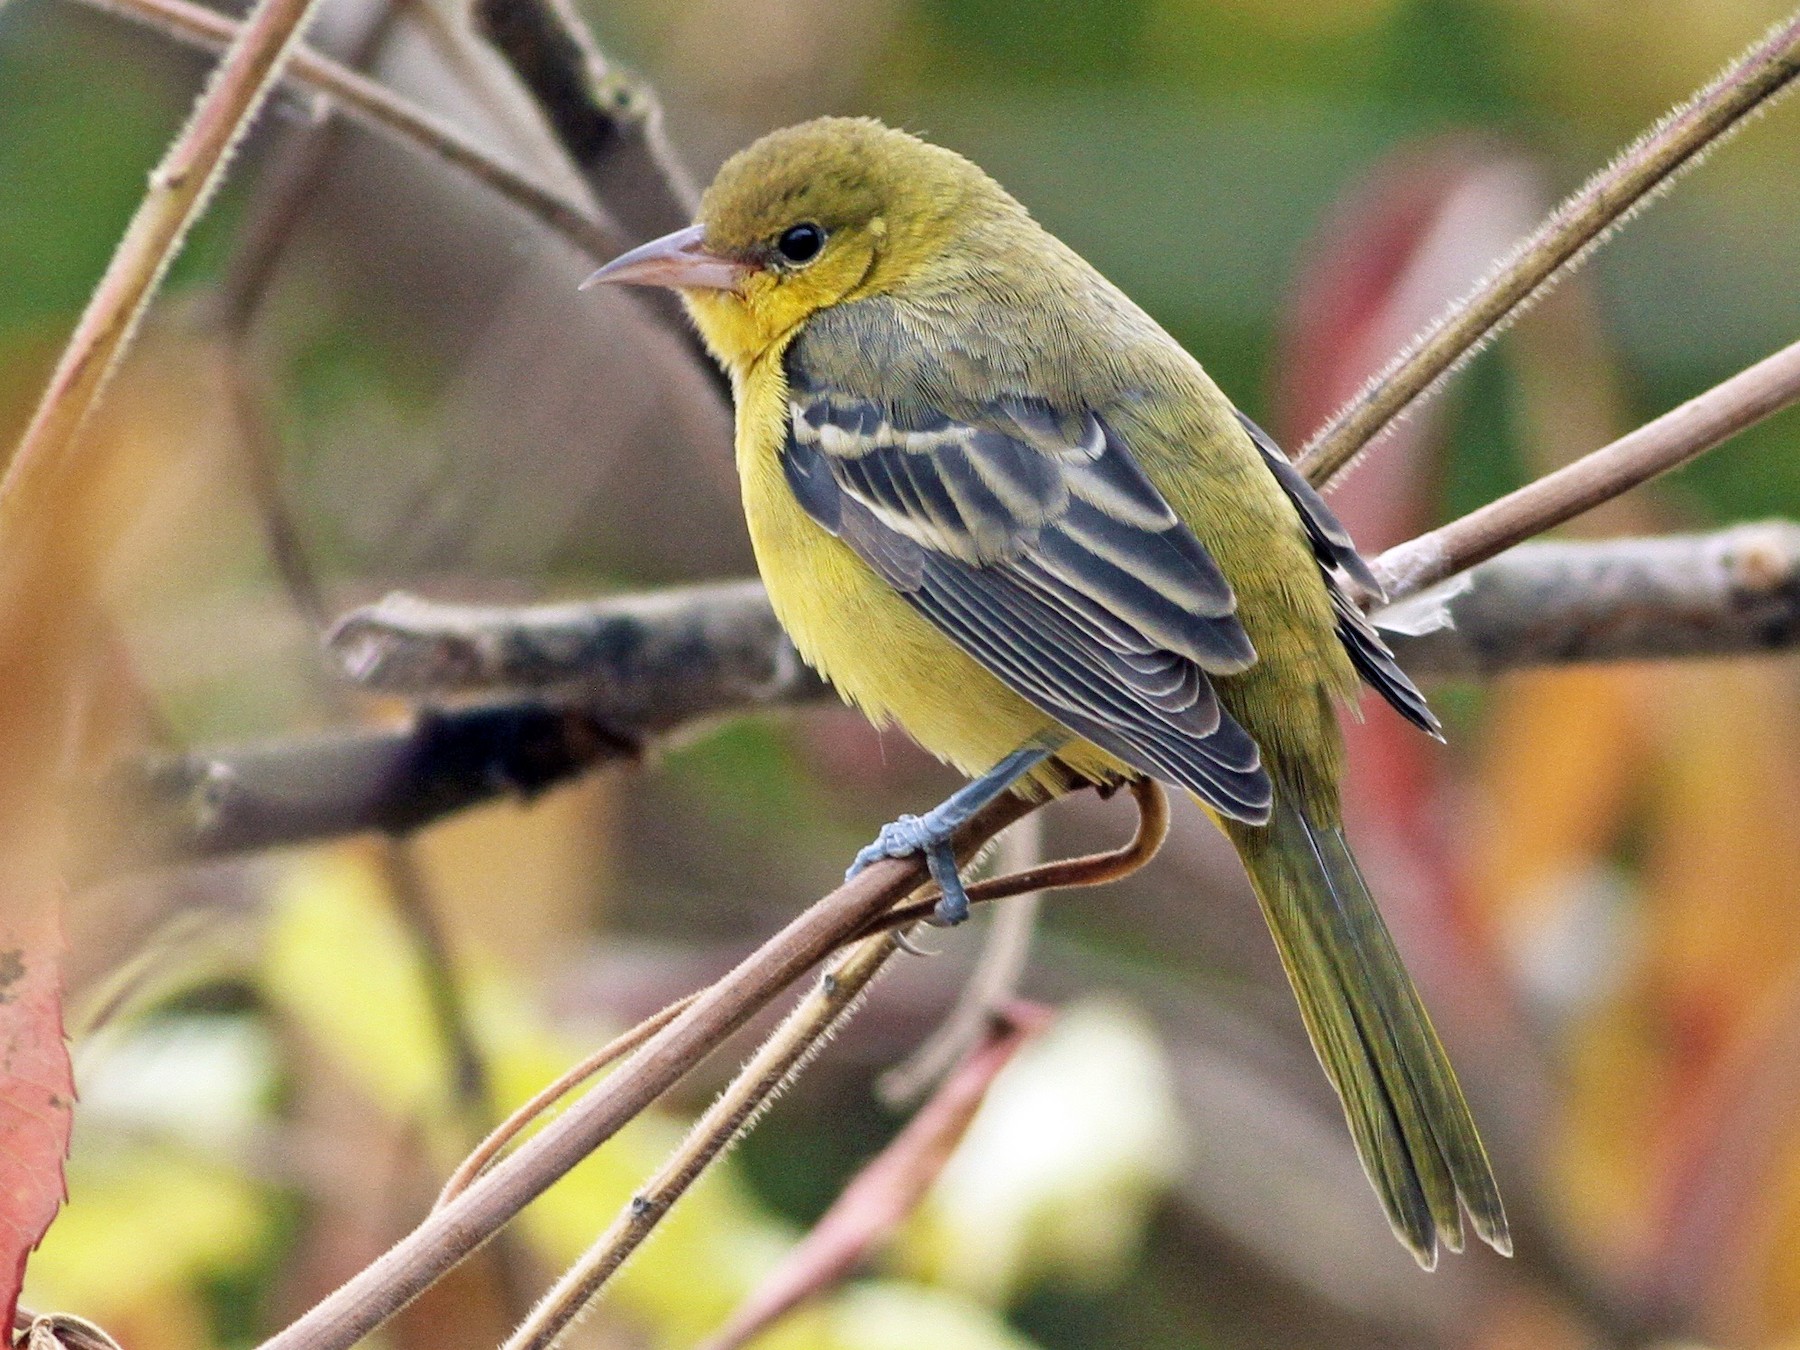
[783,345,1274,823]
[1233,411,1441,738]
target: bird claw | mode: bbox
[846,814,933,879]
[845,812,973,927]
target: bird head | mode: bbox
[584,118,997,373]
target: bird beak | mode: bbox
[580,224,752,293]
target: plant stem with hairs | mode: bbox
[251,789,1038,1350]
[1297,10,1800,487]
[503,932,904,1350]
[9,0,326,508]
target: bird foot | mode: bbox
[846,812,972,926]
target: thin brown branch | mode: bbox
[494,780,1166,1346]
[71,0,622,260]
[470,0,695,241]
[700,1003,1050,1350]
[1374,338,1800,600]
[8,0,326,521]
[1297,11,1800,486]
[503,931,904,1350]
[252,788,1040,1350]
[435,994,696,1208]
[877,813,1044,1105]
[468,0,722,385]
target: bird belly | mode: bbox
[738,443,1126,792]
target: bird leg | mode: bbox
[846,744,1055,926]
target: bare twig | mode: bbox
[435,994,696,1208]
[1383,521,1800,677]
[1374,338,1800,600]
[329,580,824,709]
[468,0,721,384]
[700,1003,1050,1350]
[503,931,904,1350]
[470,0,696,240]
[252,788,1040,1350]
[72,0,622,260]
[877,811,1045,1105]
[83,696,641,877]
[496,778,1169,1347]
[1297,12,1800,486]
[9,0,326,514]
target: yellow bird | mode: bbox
[588,116,1507,1266]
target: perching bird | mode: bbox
[587,116,1507,1267]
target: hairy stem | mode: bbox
[1298,11,1800,486]
[10,0,327,516]
[502,933,901,1350]
[252,790,1037,1350]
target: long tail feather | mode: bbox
[1227,797,1509,1267]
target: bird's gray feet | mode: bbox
[847,811,975,926]
[843,744,1057,928]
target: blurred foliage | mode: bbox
[5,1,1800,1348]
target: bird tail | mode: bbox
[1224,796,1510,1268]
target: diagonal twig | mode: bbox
[470,0,695,239]
[434,993,696,1209]
[251,787,1042,1350]
[503,930,906,1350]
[1374,337,1800,600]
[1297,10,1800,487]
[497,782,1168,1348]
[700,1002,1051,1350]
[9,0,328,509]
[469,0,720,383]
[71,0,622,260]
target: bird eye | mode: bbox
[776,222,827,265]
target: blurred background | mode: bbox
[4,0,1800,1347]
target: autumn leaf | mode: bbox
[0,903,73,1330]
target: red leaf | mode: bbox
[0,899,72,1329]
[699,1002,1052,1350]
